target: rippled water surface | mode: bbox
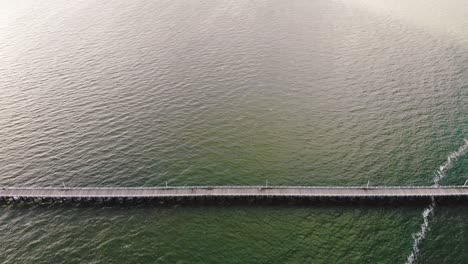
[0,0,467,263]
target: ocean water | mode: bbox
[0,0,467,263]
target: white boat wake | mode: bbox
[406,139,468,264]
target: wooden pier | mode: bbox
[1,186,468,201]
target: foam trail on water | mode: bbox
[433,139,468,186]
[406,139,468,264]
[406,198,435,264]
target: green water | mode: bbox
[0,0,467,263]
[0,205,424,263]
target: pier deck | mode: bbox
[1,186,468,200]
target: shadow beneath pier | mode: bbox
[1,196,468,209]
